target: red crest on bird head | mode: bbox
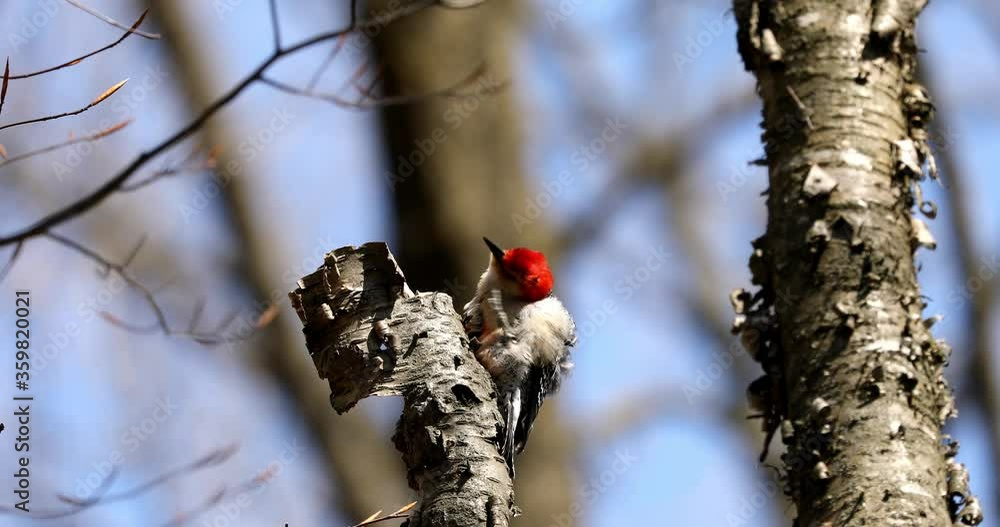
[484,238,554,301]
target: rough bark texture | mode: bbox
[289,243,514,527]
[732,1,980,525]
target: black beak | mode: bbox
[483,237,506,263]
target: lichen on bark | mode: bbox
[289,242,514,527]
[731,0,981,525]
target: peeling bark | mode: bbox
[289,243,514,527]
[732,1,980,525]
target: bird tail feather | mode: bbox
[502,389,521,477]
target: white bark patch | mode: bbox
[900,482,934,498]
[918,424,937,440]
[890,419,902,435]
[761,29,784,62]
[863,338,901,353]
[806,148,873,171]
[883,362,912,377]
[808,219,831,243]
[803,165,838,197]
[864,299,886,309]
[796,12,822,27]
[911,217,937,250]
[877,404,937,498]
[841,148,874,170]
[843,13,868,35]
[893,139,922,175]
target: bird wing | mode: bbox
[511,297,575,453]
[513,362,559,454]
[461,292,483,338]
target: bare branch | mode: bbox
[0,240,24,283]
[63,1,160,39]
[349,0,359,28]
[0,78,127,132]
[117,147,218,193]
[44,231,268,343]
[0,120,131,168]
[260,62,499,110]
[9,11,152,80]
[352,502,418,527]
[0,0,438,248]
[0,59,8,118]
[305,33,349,91]
[158,475,269,527]
[268,0,282,51]
[58,444,239,511]
[0,444,238,519]
[45,230,170,330]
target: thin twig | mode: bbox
[268,0,282,51]
[0,58,9,117]
[260,62,495,110]
[0,120,131,168]
[0,444,238,519]
[45,230,273,343]
[352,512,410,527]
[355,68,384,102]
[0,468,119,517]
[188,297,207,333]
[0,240,25,282]
[117,160,213,193]
[351,502,418,527]
[349,0,359,28]
[9,11,152,80]
[840,492,865,524]
[341,60,372,95]
[45,230,171,331]
[0,79,128,132]
[128,144,219,192]
[0,0,437,248]
[305,33,349,91]
[157,474,271,527]
[57,444,239,511]
[63,0,160,39]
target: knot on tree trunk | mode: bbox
[288,242,514,527]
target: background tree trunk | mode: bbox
[369,1,578,524]
[147,3,410,517]
[732,0,980,524]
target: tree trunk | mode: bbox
[732,1,981,525]
[289,242,514,527]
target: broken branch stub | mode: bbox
[288,242,514,527]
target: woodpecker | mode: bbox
[463,237,576,473]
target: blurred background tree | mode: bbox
[0,0,997,525]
